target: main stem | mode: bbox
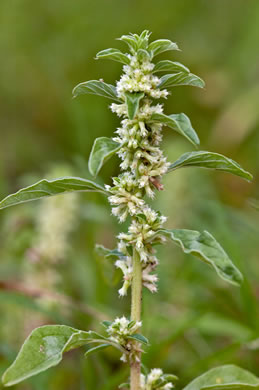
[130,247,142,390]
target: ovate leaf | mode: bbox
[183,365,259,390]
[154,60,190,74]
[169,151,253,182]
[161,229,243,286]
[125,91,145,119]
[2,325,90,386]
[84,344,110,358]
[96,48,130,65]
[72,80,121,102]
[0,177,107,210]
[150,112,200,146]
[89,137,122,177]
[148,39,179,56]
[158,72,205,89]
[128,334,149,345]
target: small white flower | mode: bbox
[164,384,173,390]
[147,368,163,384]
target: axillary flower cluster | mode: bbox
[103,317,175,389]
[106,31,172,297]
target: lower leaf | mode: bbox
[183,365,259,390]
[2,325,91,387]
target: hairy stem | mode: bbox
[130,247,142,390]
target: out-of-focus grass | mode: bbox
[0,1,259,389]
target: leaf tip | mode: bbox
[72,87,78,98]
[246,172,253,182]
[2,369,15,387]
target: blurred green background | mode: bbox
[0,1,259,389]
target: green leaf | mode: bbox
[183,365,259,390]
[169,151,253,182]
[136,30,151,50]
[125,91,145,119]
[137,49,151,62]
[0,177,107,210]
[102,321,113,328]
[84,344,110,358]
[158,72,205,89]
[88,331,110,341]
[2,325,91,387]
[161,229,243,286]
[128,334,149,345]
[164,374,179,382]
[95,244,124,259]
[72,80,121,102]
[154,60,190,73]
[119,34,138,53]
[85,336,127,354]
[150,112,200,146]
[119,383,130,389]
[148,39,179,56]
[96,48,130,65]
[89,137,122,177]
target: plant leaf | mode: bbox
[96,48,130,65]
[119,34,138,53]
[119,383,130,389]
[137,49,151,62]
[2,325,91,387]
[0,177,107,210]
[125,91,145,119]
[137,30,151,49]
[169,151,253,182]
[128,334,149,345]
[165,374,179,382]
[148,39,179,56]
[150,112,200,146]
[183,365,259,390]
[72,80,121,102]
[85,337,126,354]
[102,321,113,328]
[88,331,110,341]
[89,137,122,177]
[95,244,124,259]
[84,344,110,358]
[154,60,190,73]
[158,72,205,89]
[160,229,243,286]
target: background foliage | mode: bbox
[0,1,259,389]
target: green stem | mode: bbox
[130,247,142,390]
